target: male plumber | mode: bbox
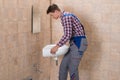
[47,4,88,80]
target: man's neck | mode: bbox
[59,11,63,18]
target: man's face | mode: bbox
[49,10,59,19]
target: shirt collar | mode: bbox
[60,11,65,18]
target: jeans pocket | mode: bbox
[79,38,88,52]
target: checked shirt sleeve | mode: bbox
[57,16,73,47]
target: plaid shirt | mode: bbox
[57,11,85,47]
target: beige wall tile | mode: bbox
[2,8,18,21]
[17,8,31,21]
[3,22,18,35]
[18,32,31,46]
[3,0,17,8]
[6,34,18,49]
[0,35,6,49]
[0,63,9,80]
[0,0,3,8]
[18,21,31,33]
[18,0,32,8]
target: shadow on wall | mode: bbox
[64,6,102,80]
[79,15,102,80]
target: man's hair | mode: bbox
[47,4,60,14]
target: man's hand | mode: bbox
[50,45,60,54]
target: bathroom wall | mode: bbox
[0,0,51,80]
[50,0,120,80]
[0,0,120,80]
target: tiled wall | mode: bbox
[0,0,51,80]
[0,0,120,80]
[51,0,120,80]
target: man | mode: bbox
[46,4,88,80]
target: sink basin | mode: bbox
[42,44,69,57]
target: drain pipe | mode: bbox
[50,0,52,44]
[49,1,59,66]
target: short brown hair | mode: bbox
[46,4,60,14]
